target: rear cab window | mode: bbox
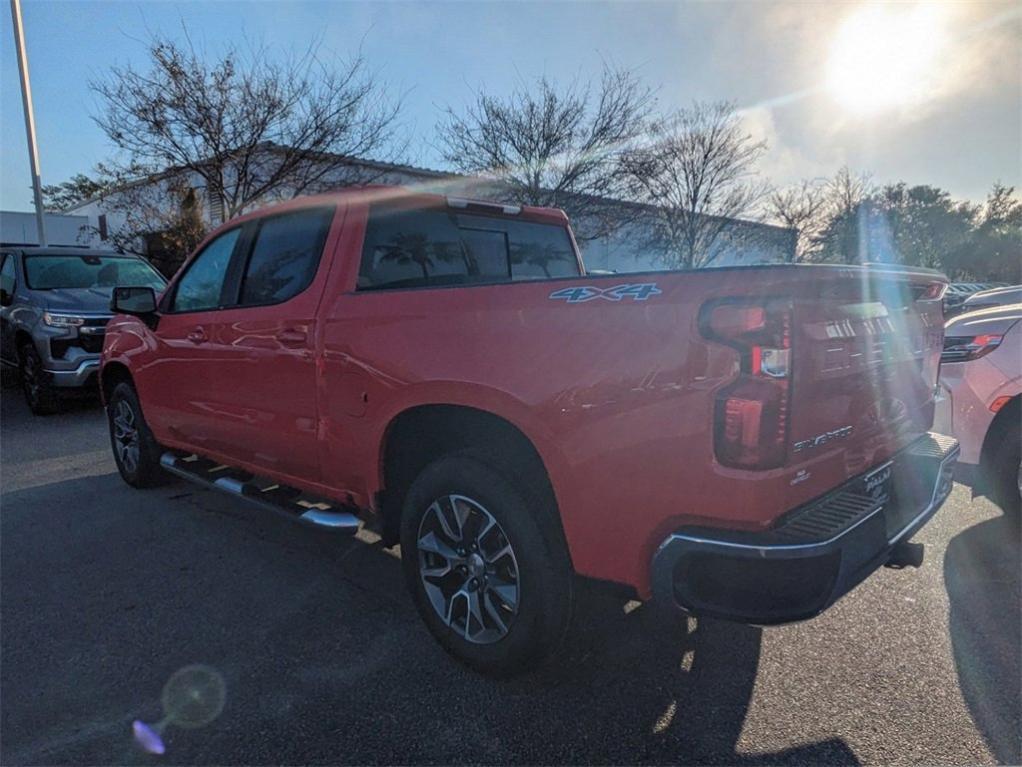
[357,204,580,290]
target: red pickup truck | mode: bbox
[102,187,958,675]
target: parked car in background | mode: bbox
[935,303,1021,511]
[101,188,958,675]
[0,247,166,414]
[959,284,1022,315]
[943,281,1006,316]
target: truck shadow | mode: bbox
[0,475,859,765]
[507,584,860,765]
[944,502,1021,765]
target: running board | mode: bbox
[159,452,360,534]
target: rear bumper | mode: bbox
[652,432,959,625]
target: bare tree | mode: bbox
[765,179,829,261]
[621,101,766,268]
[436,65,654,241]
[827,166,872,219]
[92,34,402,222]
[816,166,874,263]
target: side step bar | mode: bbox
[160,452,360,534]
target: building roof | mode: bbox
[62,144,793,242]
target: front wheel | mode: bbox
[400,451,573,676]
[20,343,61,415]
[107,381,169,488]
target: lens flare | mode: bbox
[161,665,227,729]
[132,720,166,755]
[131,665,226,756]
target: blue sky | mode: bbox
[1,1,1019,212]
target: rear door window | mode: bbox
[238,207,334,306]
[358,204,579,290]
[358,208,469,289]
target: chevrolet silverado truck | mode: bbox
[101,187,959,675]
[0,247,166,414]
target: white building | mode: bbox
[0,210,96,248]
[66,154,794,273]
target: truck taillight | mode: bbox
[701,299,793,470]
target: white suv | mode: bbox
[935,303,1021,511]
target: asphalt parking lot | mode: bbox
[1,389,1019,766]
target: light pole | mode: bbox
[10,0,46,246]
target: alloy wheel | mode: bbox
[112,399,141,474]
[416,494,520,644]
[22,351,40,406]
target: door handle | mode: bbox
[187,327,208,344]
[276,328,307,346]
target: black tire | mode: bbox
[20,342,61,415]
[400,450,574,677]
[986,408,1021,514]
[107,381,169,488]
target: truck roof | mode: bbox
[229,186,571,228]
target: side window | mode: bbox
[357,205,581,290]
[239,207,334,306]
[358,207,469,289]
[170,228,241,312]
[0,255,15,294]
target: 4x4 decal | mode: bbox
[549,283,662,303]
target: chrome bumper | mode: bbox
[44,357,100,388]
[652,432,960,624]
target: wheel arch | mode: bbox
[100,361,134,405]
[13,329,35,360]
[980,394,1021,466]
[376,402,572,568]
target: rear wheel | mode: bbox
[20,342,61,415]
[400,451,573,676]
[987,412,1021,514]
[107,381,168,488]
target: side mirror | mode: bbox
[111,286,157,316]
[0,288,11,307]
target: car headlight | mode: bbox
[42,312,86,328]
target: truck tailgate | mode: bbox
[787,270,945,474]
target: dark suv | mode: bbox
[0,247,166,414]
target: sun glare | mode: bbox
[827,4,948,116]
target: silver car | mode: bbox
[0,247,166,414]
[934,303,1021,510]
[960,284,1022,314]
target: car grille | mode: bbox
[77,317,111,354]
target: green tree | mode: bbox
[866,184,976,269]
[817,180,979,272]
[40,173,109,211]
[945,183,1022,282]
